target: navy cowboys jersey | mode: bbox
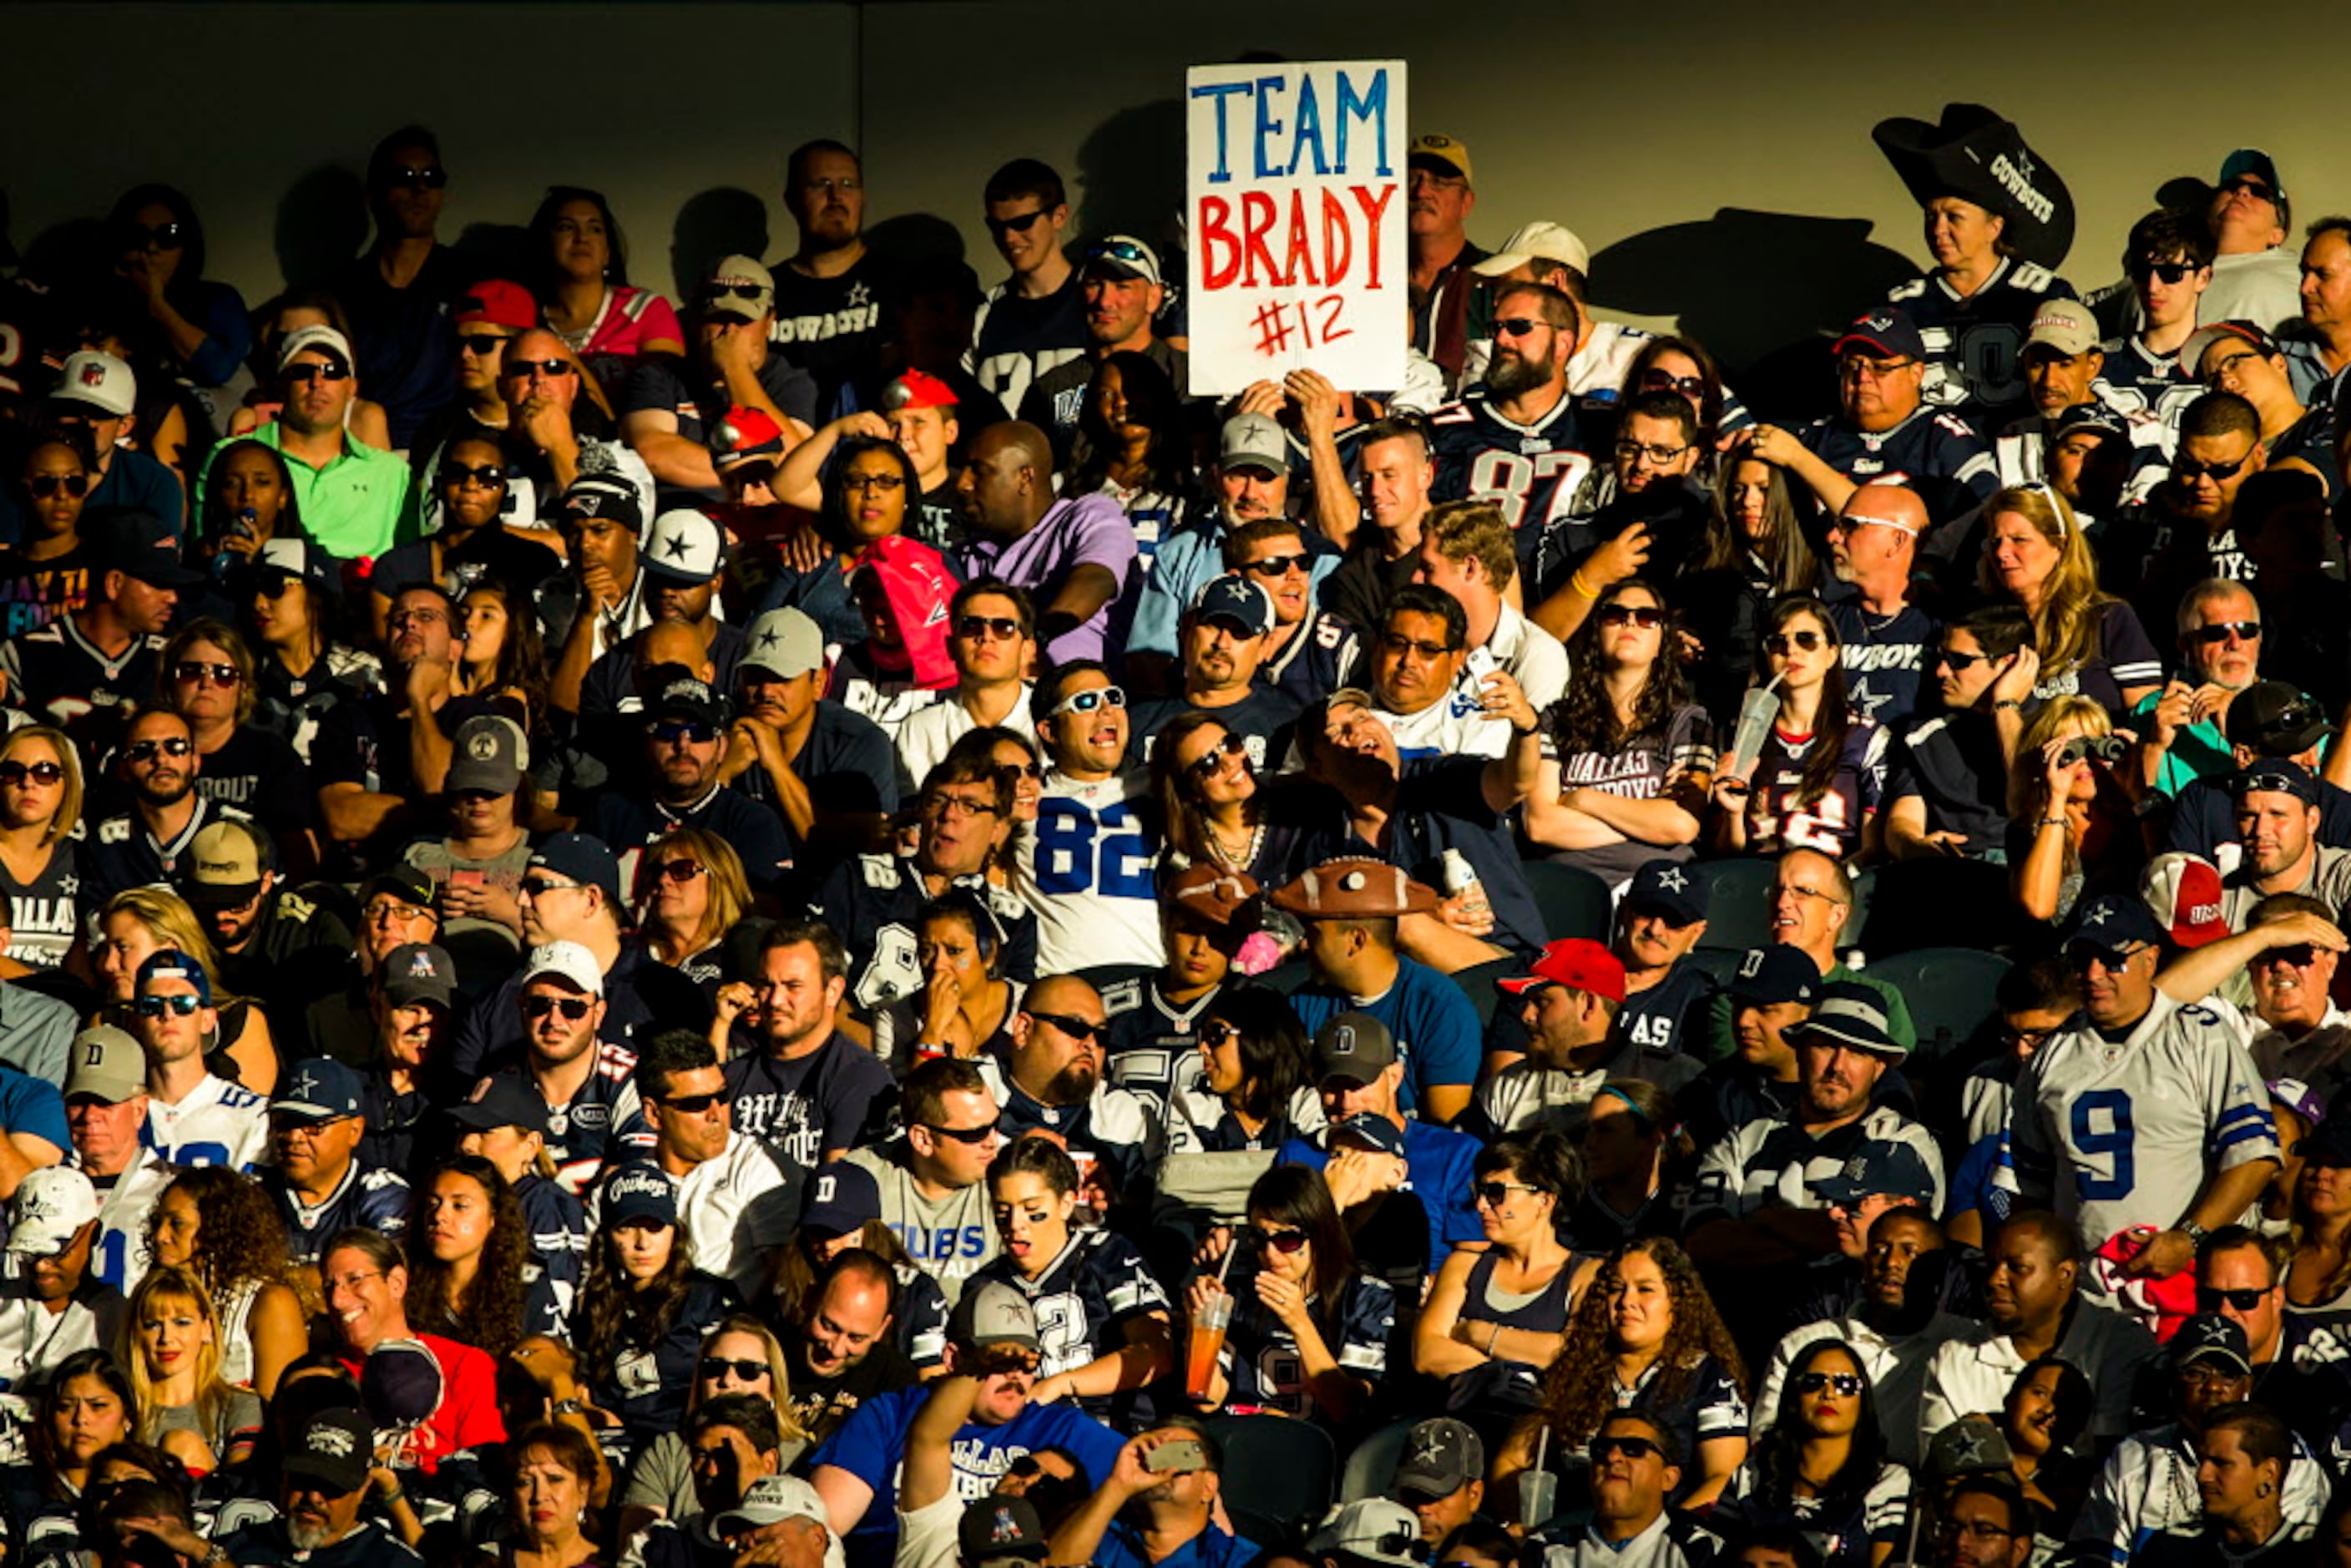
[972,1229,1169,1420]
[1888,257,2077,428]
[2101,335,2202,440]
[1828,599,1940,728]
[1796,407,1997,540]
[1089,966,1222,1112]
[1219,1272,1393,1416]
[1615,959,1718,1060]
[266,1161,412,1264]
[474,1045,652,1196]
[1427,388,1595,532]
[807,852,1039,1014]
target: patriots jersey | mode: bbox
[1741,722,1888,860]
[473,1045,652,1196]
[1015,772,1165,974]
[265,1161,412,1264]
[990,1062,1163,1199]
[2001,991,2279,1257]
[808,852,1039,1013]
[1089,966,1221,1112]
[0,621,165,753]
[1426,388,1595,532]
[517,1172,587,1321]
[1796,407,1997,535]
[1261,611,1359,708]
[143,1075,268,1172]
[972,1230,1169,1420]
[1219,1272,1393,1417]
[1887,257,2076,428]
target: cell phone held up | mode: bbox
[1144,1437,1209,1474]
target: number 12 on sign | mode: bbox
[1251,296,1352,361]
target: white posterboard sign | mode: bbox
[1184,60,1408,397]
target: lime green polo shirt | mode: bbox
[197,426,414,560]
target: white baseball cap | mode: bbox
[278,324,356,373]
[521,939,604,997]
[8,1167,100,1256]
[49,351,136,418]
[1472,220,1592,281]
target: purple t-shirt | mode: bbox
[953,494,1136,665]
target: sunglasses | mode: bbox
[2220,177,2275,200]
[523,994,594,1022]
[521,877,581,899]
[387,165,448,190]
[439,463,506,489]
[1086,239,1155,270]
[2197,1286,2271,1313]
[503,358,574,380]
[956,615,1023,642]
[1051,685,1125,717]
[1598,604,1664,630]
[1588,1435,1662,1463]
[660,1091,724,1115]
[1473,1181,1538,1208]
[2187,621,2263,644]
[1766,630,1826,655]
[458,334,507,357]
[1029,1010,1100,1042]
[173,661,240,688]
[1242,553,1311,579]
[701,283,769,311]
[125,737,194,763]
[2055,735,2128,768]
[652,720,721,746]
[0,761,63,787]
[1493,316,1541,339]
[28,475,87,499]
[134,994,204,1019]
[1248,1225,1309,1254]
[653,860,709,884]
[699,1355,766,1383]
[284,362,351,385]
[2065,942,2145,974]
[1187,734,1249,783]
[1791,1370,1865,1397]
[987,210,1050,237]
[1198,1019,1241,1050]
[1937,647,1990,671]
[923,1121,999,1145]
[2132,259,2197,284]
[121,221,185,249]
[1638,370,1706,398]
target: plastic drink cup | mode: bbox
[1186,1292,1233,1399]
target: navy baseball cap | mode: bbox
[2171,1313,2252,1374]
[134,950,211,1005]
[448,1076,552,1139]
[1623,859,1707,925]
[2219,148,2284,197]
[1191,574,1274,638]
[86,507,204,589]
[602,1164,678,1228]
[2063,893,2165,953]
[1807,1139,1937,1206]
[1833,307,1927,364]
[1329,1111,1407,1159]
[379,943,457,1010]
[272,1060,364,1126]
[1726,946,1822,1007]
[2235,759,2321,807]
[529,832,623,906]
[801,1161,882,1237]
[2050,402,2128,445]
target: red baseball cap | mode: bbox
[2141,852,2227,949]
[1496,938,1627,1003]
[455,279,537,331]
[712,406,786,468]
[882,369,958,412]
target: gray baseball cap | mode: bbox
[63,1027,144,1104]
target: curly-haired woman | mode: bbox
[143,1167,305,1396]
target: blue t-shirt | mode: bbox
[0,1066,67,1155]
[811,1385,1125,1566]
[1287,959,1480,1118]
[1278,1115,1484,1264]
[1096,1523,1262,1568]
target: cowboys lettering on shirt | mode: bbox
[1823,592,1941,728]
[1891,256,2075,432]
[1615,959,1719,1060]
[1426,388,1595,534]
[808,853,1039,1014]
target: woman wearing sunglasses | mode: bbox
[104,183,251,396]
[614,1313,811,1543]
[0,433,97,633]
[1714,598,1883,861]
[1150,712,1295,884]
[530,185,685,387]
[1620,336,1743,456]
[572,1170,739,1460]
[1416,1131,1589,1413]
[972,1136,1172,1419]
[1712,1341,1908,1566]
[1164,985,1322,1155]
[1979,483,2162,723]
[2010,696,2141,923]
[637,827,752,998]
[1184,1165,1393,1426]
[403,1155,559,1363]
[157,618,314,867]
[1070,352,1202,569]
[1681,457,1820,726]
[1496,1237,1748,1510]
[368,434,562,642]
[243,534,382,765]
[1524,579,1714,887]
[92,887,275,1093]
[0,724,84,972]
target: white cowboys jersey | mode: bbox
[1015,771,1165,974]
[143,1074,269,1172]
[2000,989,2279,1257]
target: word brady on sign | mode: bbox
[1185,59,1408,397]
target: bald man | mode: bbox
[950,423,1139,665]
[1001,975,1162,1196]
[1825,483,1939,727]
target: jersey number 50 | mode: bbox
[1035,802,1154,898]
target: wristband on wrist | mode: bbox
[1568,570,1600,599]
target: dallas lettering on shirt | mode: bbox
[771,282,882,350]
[1556,745,1669,797]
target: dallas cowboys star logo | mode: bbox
[846,281,871,310]
[56,875,78,898]
[663,532,692,560]
[290,1067,321,1103]
[757,627,781,649]
[2082,906,2111,928]
[1656,867,1688,893]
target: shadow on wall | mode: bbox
[1073,98,1186,251]
[866,213,967,265]
[453,223,535,288]
[670,188,771,302]
[1588,207,1920,422]
[274,166,370,290]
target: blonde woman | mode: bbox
[1979,484,2163,721]
[90,887,276,1092]
[613,1313,810,1542]
[637,828,751,994]
[0,724,84,971]
[124,1263,263,1474]
[144,1167,307,1397]
[2010,697,2142,923]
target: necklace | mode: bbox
[1206,816,1265,871]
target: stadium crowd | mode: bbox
[2,98,2351,1568]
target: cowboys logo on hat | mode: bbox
[1872,103,2075,270]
